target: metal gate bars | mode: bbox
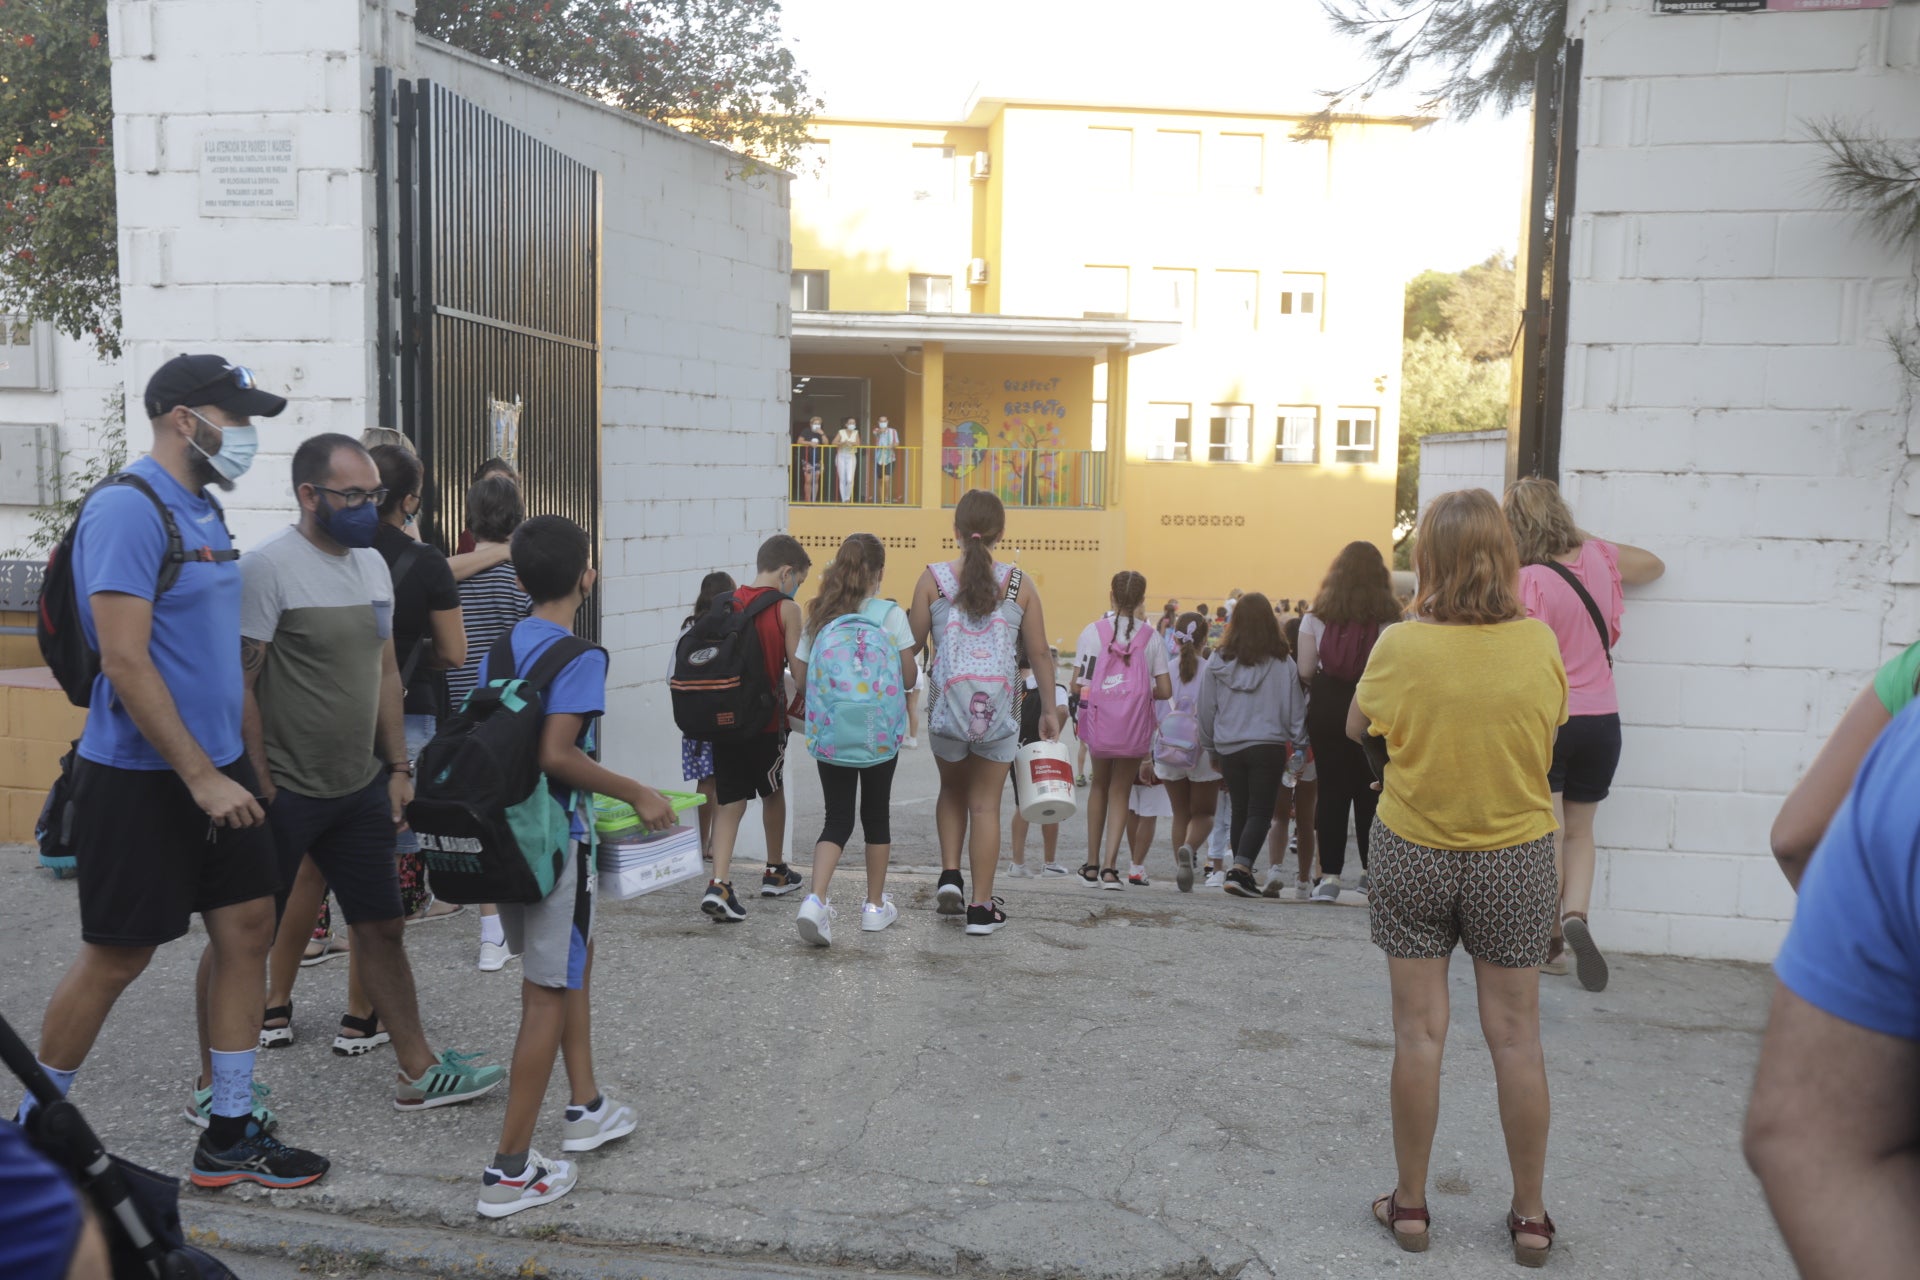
[375,70,604,640]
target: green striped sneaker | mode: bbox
[181,1079,277,1133]
[394,1049,504,1111]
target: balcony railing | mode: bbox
[941,448,1106,510]
[790,443,921,506]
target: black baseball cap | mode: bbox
[143,354,288,420]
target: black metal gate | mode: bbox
[1512,38,1583,486]
[375,71,603,637]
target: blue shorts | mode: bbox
[269,774,404,926]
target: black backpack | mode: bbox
[38,471,238,708]
[670,589,783,742]
[406,632,600,905]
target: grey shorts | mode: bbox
[929,732,1018,765]
[497,841,594,990]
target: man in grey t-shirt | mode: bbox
[245,434,501,1109]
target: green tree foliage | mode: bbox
[416,0,820,170]
[1398,332,1510,530]
[1403,269,1453,341]
[1317,0,1565,121]
[0,1,117,357]
[1437,253,1517,361]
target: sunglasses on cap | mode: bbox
[168,364,258,411]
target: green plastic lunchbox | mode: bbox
[592,790,705,841]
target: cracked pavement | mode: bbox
[1,746,1792,1278]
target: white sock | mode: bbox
[480,914,505,946]
[1130,863,1146,877]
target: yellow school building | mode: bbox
[786,94,1425,641]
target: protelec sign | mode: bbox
[1655,0,1887,11]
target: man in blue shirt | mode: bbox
[22,355,327,1190]
[1747,698,1920,1279]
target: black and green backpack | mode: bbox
[406,632,599,904]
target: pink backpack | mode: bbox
[1077,617,1157,759]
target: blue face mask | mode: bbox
[315,496,380,549]
[187,410,258,482]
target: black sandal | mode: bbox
[1078,863,1100,885]
[331,1010,390,1058]
[259,1003,293,1050]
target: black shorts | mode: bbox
[1019,688,1042,747]
[711,732,787,806]
[71,756,279,948]
[267,774,404,926]
[1549,713,1623,805]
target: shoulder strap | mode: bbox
[521,634,601,697]
[1540,561,1611,669]
[737,589,783,624]
[1004,566,1023,602]
[107,473,189,596]
[928,562,956,601]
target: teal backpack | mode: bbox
[804,599,908,768]
[407,633,598,904]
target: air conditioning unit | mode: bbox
[967,258,990,286]
[970,150,991,181]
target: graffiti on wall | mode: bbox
[944,372,1075,505]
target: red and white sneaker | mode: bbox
[477,1149,577,1218]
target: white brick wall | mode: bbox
[412,41,789,795]
[1564,0,1920,961]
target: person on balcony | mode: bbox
[873,416,899,504]
[833,417,862,503]
[795,417,826,503]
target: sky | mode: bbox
[778,0,1530,279]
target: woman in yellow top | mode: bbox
[1347,488,1569,1267]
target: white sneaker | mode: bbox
[1294,879,1312,902]
[1313,875,1342,904]
[477,940,515,972]
[904,736,919,750]
[1040,862,1070,876]
[796,894,834,947]
[1005,861,1035,878]
[1203,870,1226,889]
[861,896,898,932]
[477,1149,576,1218]
[561,1095,637,1153]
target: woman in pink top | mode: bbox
[1504,479,1665,993]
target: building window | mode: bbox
[1207,404,1252,463]
[791,270,829,312]
[1092,401,1108,453]
[1085,126,1132,192]
[1277,272,1324,325]
[798,139,831,194]
[1276,407,1319,463]
[1212,270,1258,329]
[1146,129,1200,194]
[1211,132,1263,195]
[1149,268,1196,324]
[910,144,957,203]
[1145,402,1192,461]
[1084,264,1129,318]
[907,274,953,313]
[1335,408,1378,464]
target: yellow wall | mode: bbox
[790,100,1419,633]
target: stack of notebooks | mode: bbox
[598,825,703,900]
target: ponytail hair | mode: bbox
[952,489,1007,617]
[687,570,736,628]
[1171,610,1209,683]
[1110,570,1147,644]
[805,532,887,638]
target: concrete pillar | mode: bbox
[917,341,946,512]
[109,0,393,544]
[1105,345,1130,509]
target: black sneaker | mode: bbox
[701,880,746,922]
[761,863,805,897]
[965,897,1007,936]
[190,1123,330,1189]
[1222,866,1261,898]
[935,869,966,916]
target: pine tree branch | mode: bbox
[1807,116,1920,253]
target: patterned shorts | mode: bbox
[1367,819,1557,969]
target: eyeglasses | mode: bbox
[305,484,388,509]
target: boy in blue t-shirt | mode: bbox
[475,516,674,1218]
[1750,698,1920,1275]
